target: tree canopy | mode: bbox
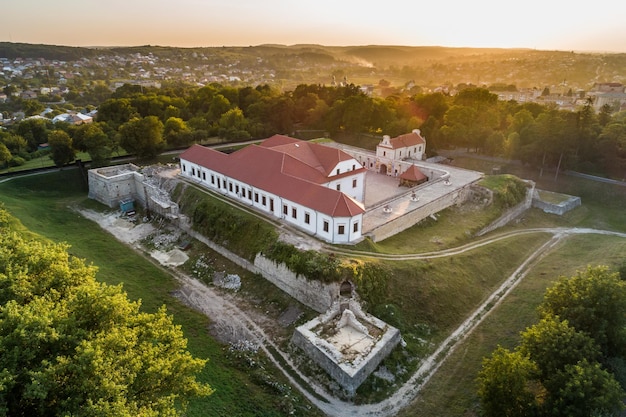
[0,207,212,416]
[477,265,626,417]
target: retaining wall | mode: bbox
[178,219,338,313]
[291,314,401,396]
[367,185,472,242]
[532,190,581,215]
[253,254,340,313]
[476,181,535,236]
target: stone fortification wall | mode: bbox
[367,185,472,242]
[291,315,401,396]
[476,181,535,236]
[253,254,340,313]
[177,220,339,313]
[532,189,581,215]
[88,164,145,208]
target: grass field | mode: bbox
[2,153,625,416]
[0,169,323,417]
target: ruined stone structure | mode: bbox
[88,164,180,219]
[292,297,401,396]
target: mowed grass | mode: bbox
[0,169,323,417]
[400,234,626,417]
[3,159,625,415]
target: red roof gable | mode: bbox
[399,165,427,182]
[389,131,425,149]
[180,140,365,218]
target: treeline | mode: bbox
[2,82,626,179]
[478,265,626,417]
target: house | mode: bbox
[179,135,367,244]
[52,112,93,125]
[375,129,426,176]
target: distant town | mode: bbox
[1,43,625,125]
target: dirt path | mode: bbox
[79,208,626,417]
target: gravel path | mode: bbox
[80,208,626,416]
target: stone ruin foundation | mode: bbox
[291,297,401,396]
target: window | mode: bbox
[336,184,341,191]
[211,174,215,184]
[192,167,195,175]
[236,185,239,194]
[262,196,266,206]
[270,199,274,211]
[182,164,186,172]
[338,225,345,235]
[352,164,356,170]
[229,183,233,192]
[383,151,386,156]
[202,172,206,180]
[292,208,297,219]
[352,179,357,188]
[283,204,288,215]
[336,168,340,175]
[248,189,252,200]
[254,193,259,203]
[323,221,329,232]
[217,178,221,188]
[304,212,310,224]
[353,222,359,233]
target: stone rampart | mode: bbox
[253,254,339,313]
[367,185,472,242]
[532,189,581,215]
[291,308,401,396]
[476,181,535,236]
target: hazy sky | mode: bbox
[2,0,625,52]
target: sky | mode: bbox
[2,0,626,53]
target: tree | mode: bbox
[164,117,192,147]
[0,134,27,155]
[96,98,137,129]
[0,209,212,416]
[15,118,50,152]
[542,360,623,417]
[118,116,165,159]
[539,265,626,358]
[0,143,11,166]
[520,316,601,380]
[47,129,75,167]
[73,123,114,167]
[477,346,541,417]
[478,266,626,417]
[218,108,250,140]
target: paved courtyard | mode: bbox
[362,162,484,234]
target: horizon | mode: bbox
[2,0,626,54]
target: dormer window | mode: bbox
[336,169,340,175]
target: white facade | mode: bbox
[179,145,366,244]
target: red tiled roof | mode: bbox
[179,139,365,218]
[381,131,426,149]
[399,165,427,182]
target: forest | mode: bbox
[2,81,626,180]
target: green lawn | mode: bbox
[400,234,626,417]
[3,156,625,416]
[0,169,323,417]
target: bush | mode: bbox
[8,156,25,167]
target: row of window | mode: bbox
[184,164,359,237]
[335,164,358,175]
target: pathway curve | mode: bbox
[82,205,626,417]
